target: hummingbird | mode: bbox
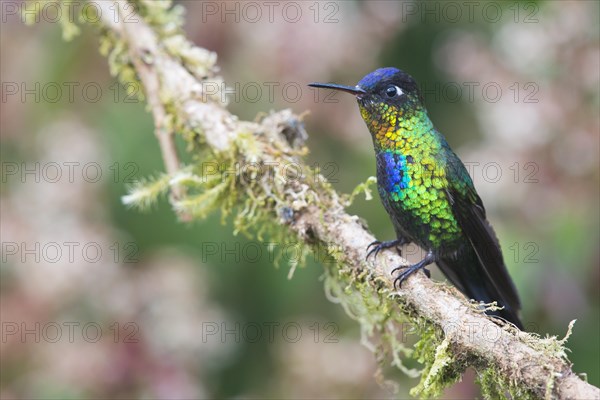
[309,68,523,329]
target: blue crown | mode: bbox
[357,67,400,90]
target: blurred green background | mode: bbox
[1,1,598,399]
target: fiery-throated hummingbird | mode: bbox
[309,68,523,329]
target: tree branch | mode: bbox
[91,1,598,399]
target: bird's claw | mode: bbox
[366,240,381,260]
[391,265,414,288]
[366,241,389,260]
[366,239,406,261]
[391,252,435,289]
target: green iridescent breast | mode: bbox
[366,105,464,248]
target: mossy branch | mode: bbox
[43,1,599,398]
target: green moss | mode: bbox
[135,0,184,35]
[122,174,171,210]
[323,260,455,395]
[477,366,535,400]
[347,176,378,205]
[410,333,462,398]
[98,29,142,101]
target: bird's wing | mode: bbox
[443,157,522,313]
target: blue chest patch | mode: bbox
[379,151,410,195]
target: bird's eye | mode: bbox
[385,85,403,98]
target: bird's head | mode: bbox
[309,67,425,130]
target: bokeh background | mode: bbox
[1,1,598,398]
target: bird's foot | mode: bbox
[392,251,435,289]
[366,238,408,261]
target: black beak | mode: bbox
[308,82,366,96]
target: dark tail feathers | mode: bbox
[437,251,524,330]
